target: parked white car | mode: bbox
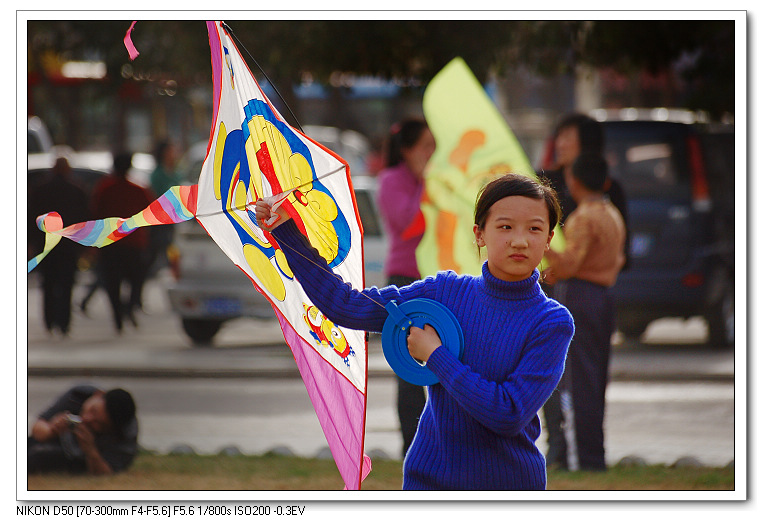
[27,116,155,188]
[167,128,386,345]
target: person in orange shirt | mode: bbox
[543,152,626,471]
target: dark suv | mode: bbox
[547,109,735,347]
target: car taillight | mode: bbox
[682,272,705,288]
[686,135,712,212]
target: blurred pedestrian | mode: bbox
[28,157,89,337]
[540,113,629,469]
[376,118,436,458]
[28,384,138,475]
[542,112,629,261]
[542,152,626,471]
[148,140,181,276]
[90,152,155,332]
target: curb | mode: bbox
[27,366,734,382]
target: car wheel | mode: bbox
[182,318,223,346]
[706,282,734,348]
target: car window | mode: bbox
[603,122,690,200]
[354,190,381,237]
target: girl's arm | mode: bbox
[255,199,435,332]
[427,311,574,437]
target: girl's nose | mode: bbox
[511,235,529,248]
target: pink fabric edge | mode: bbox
[275,308,371,490]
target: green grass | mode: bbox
[26,453,734,491]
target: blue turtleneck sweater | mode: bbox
[272,220,574,490]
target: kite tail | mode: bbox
[124,21,140,61]
[27,184,199,273]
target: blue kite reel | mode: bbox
[381,299,464,386]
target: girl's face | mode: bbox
[401,128,436,179]
[473,195,553,282]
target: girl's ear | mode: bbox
[546,229,555,250]
[473,224,485,247]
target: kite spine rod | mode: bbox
[194,164,347,219]
[195,161,387,312]
[221,21,304,134]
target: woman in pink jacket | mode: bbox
[376,118,436,458]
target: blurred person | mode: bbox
[542,152,626,471]
[542,113,629,258]
[540,113,629,469]
[28,385,138,475]
[148,140,181,276]
[28,157,89,337]
[376,118,436,458]
[90,152,155,332]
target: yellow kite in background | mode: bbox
[417,57,564,277]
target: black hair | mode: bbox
[153,141,171,163]
[572,152,609,192]
[104,388,136,432]
[554,113,604,154]
[474,173,561,233]
[385,118,429,167]
[112,152,134,178]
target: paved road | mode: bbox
[27,375,735,468]
[24,273,738,467]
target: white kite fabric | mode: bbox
[197,21,370,489]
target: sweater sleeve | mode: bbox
[271,219,435,332]
[425,310,574,437]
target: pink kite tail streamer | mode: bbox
[124,21,139,61]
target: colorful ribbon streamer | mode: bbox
[28,184,198,273]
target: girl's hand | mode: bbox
[407,324,442,364]
[254,198,290,231]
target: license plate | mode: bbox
[204,298,242,315]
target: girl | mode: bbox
[255,173,574,490]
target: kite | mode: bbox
[416,57,565,277]
[28,20,371,491]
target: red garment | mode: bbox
[91,176,155,249]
